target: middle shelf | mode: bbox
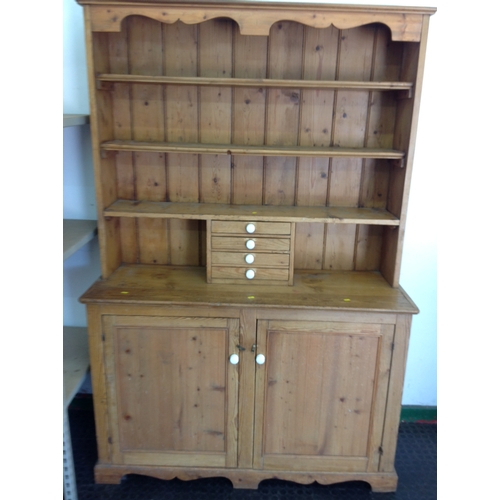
[104,200,400,226]
[101,140,405,160]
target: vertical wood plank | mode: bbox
[231,156,263,205]
[324,157,361,270]
[367,324,395,472]
[295,159,329,269]
[164,22,200,265]
[128,16,169,265]
[333,25,374,148]
[324,26,375,272]
[232,30,267,204]
[237,309,257,468]
[252,320,268,469]
[199,19,233,204]
[226,318,240,467]
[361,26,400,217]
[87,306,112,462]
[379,315,412,472]
[107,24,138,264]
[355,225,383,271]
[264,22,303,206]
[295,26,338,269]
[359,159,390,209]
[323,225,356,270]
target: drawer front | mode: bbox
[211,236,291,252]
[211,267,290,281]
[212,252,290,267]
[212,221,291,235]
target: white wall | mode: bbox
[62,0,442,405]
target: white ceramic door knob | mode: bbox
[245,254,255,264]
[229,354,239,365]
[255,354,266,365]
[246,223,256,234]
[245,269,255,280]
[245,239,256,250]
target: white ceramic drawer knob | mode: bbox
[246,223,256,234]
[245,254,255,264]
[256,354,266,365]
[229,354,239,365]
[245,269,255,280]
[246,239,256,250]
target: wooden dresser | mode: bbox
[78,0,435,491]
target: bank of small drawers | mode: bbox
[207,219,295,285]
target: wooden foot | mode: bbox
[230,476,261,489]
[94,465,124,484]
[92,464,398,492]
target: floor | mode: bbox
[68,397,437,500]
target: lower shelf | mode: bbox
[80,264,418,314]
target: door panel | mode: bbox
[253,320,394,472]
[103,315,239,468]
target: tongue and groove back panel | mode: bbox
[91,15,414,280]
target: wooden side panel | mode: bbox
[382,18,430,286]
[104,315,239,468]
[164,22,200,265]
[87,19,121,276]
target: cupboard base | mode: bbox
[94,463,398,492]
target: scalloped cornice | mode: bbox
[77,1,436,41]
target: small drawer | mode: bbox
[211,236,291,252]
[211,267,290,281]
[212,252,290,267]
[211,220,291,235]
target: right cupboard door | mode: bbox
[253,319,395,473]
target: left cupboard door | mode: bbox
[102,315,240,468]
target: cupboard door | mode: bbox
[253,320,394,472]
[102,315,239,468]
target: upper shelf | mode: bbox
[104,200,400,226]
[63,219,98,260]
[101,140,405,161]
[97,74,414,97]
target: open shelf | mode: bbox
[63,326,90,409]
[80,264,418,314]
[63,219,98,260]
[63,114,90,128]
[101,140,405,160]
[97,74,413,95]
[103,200,400,226]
